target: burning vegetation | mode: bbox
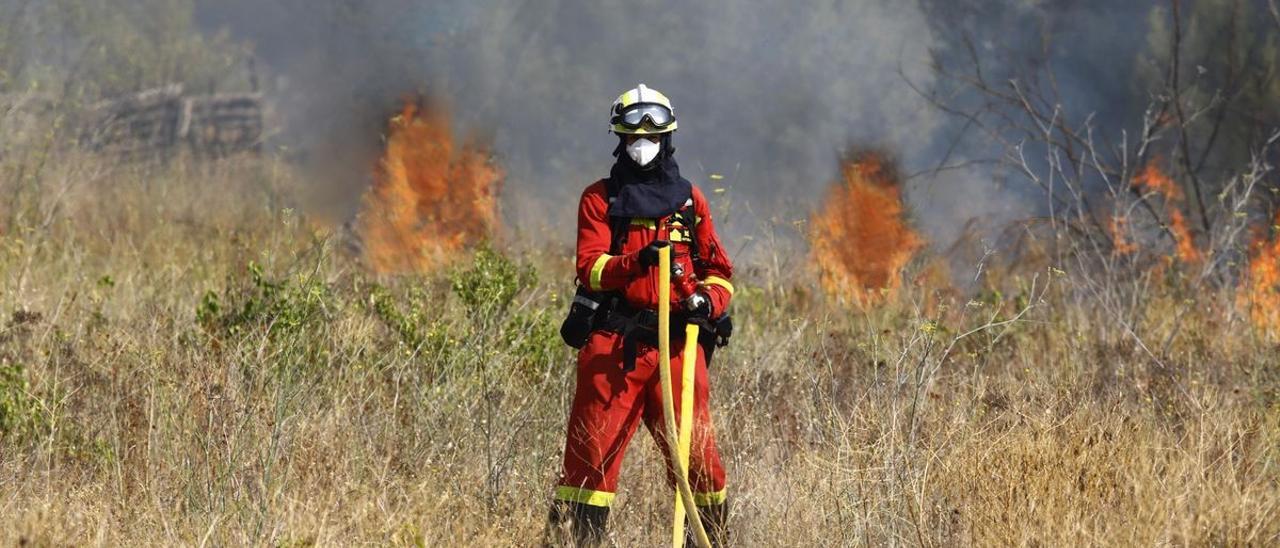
[810,151,924,304]
[358,100,501,273]
[1131,159,1200,265]
[1102,157,1280,338]
[1239,213,1280,339]
[1108,215,1138,256]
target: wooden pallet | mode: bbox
[81,85,263,160]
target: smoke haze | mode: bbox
[191,0,1173,254]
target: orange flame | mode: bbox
[358,100,501,273]
[1134,162,1183,200]
[1109,215,1137,255]
[1167,208,1200,264]
[810,151,924,304]
[1239,213,1280,338]
[1133,160,1200,264]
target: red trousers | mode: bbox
[555,330,727,508]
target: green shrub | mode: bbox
[0,360,47,442]
[196,260,334,340]
[449,243,536,318]
[368,283,450,358]
[502,304,565,378]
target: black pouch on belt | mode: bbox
[559,286,611,349]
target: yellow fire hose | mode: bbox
[671,321,700,545]
[657,245,711,548]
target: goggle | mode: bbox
[612,103,675,129]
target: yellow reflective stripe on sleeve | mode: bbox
[693,488,727,506]
[630,218,657,229]
[589,254,614,291]
[703,276,734,295]
[555,486,616,507]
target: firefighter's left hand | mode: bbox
[685,290,712,318]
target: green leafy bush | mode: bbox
[196,261,333,340]
[449,243,536,317]
[502,304,564,378]
[0,360,47,442]
[368,283,450,358]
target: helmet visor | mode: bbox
[614,103,675,129]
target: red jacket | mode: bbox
[575,180,734,316]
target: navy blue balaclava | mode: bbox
[607,133,692,219]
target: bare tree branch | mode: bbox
[1168,0,1214,234]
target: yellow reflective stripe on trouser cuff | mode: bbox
[703,276,734,295]
[694,488,727,506]
[555,486,616,507]
[589,254,614,291]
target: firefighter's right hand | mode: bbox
[637,240,671,267]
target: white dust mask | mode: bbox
[626,138,660,167]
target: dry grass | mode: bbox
[1,154,1278,546]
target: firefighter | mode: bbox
[549,84,735,546]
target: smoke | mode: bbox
[189,1,957,248]
[191,0,1175,257]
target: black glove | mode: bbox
[637,240,671,267]
[684,290,712,319]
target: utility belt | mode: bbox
[559,286,733,371]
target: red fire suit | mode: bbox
[554,180,735,510]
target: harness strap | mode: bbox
[603,177,630,255]
[672,203,702,268]
[593,179,723,369]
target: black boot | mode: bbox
[546,501,610,547]
[684,500,729,547]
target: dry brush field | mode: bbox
[2,156,1279,546]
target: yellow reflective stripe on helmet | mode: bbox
[703,276,734,295]
[617,85,672,109]
[555,486,616,507]
[620,88,638,106]
[645,88,673,108]
[693,488,727,506]
[589,254,613,291]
